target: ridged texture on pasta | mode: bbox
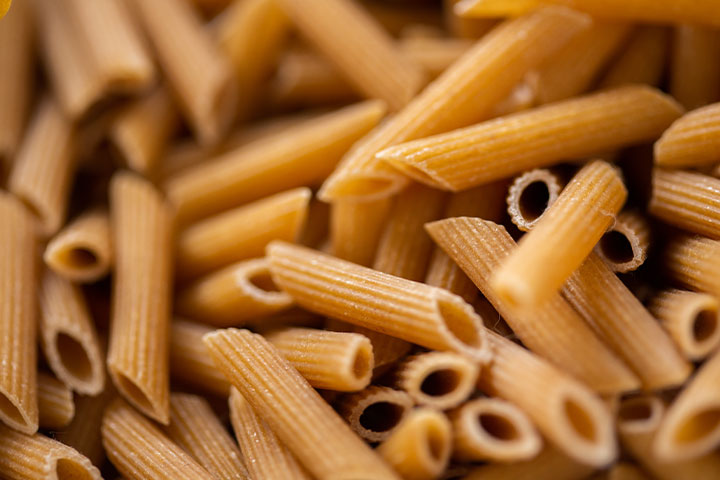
[265,327,373,392]
[169,319,230,397]
[506,169,563,232]
[664,234,720,297]
[598,26,669,89]
[43,209,112,283]
[204,329,401,480]
[0,193,38,434]
[462,446,596,480]
[108,172,173,424]
[330,198,391,267]
[37,372,74,430]
[318,6,590,202]
[266,241,490,361]
[102,399,215,480]
[335,385,414,442]
[166,393,249,480]
[228,388,311,480]
[670,25,720,110]
[595,210,650,273]
[177,187,311,278]
[165,100,385,224]
[426,217,639,393]
[378,86,682,190]
[655,103,720,169]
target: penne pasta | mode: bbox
[449,397,542,462]
[107,172,173,424]
[663,233,720,297]
[426,217,639,393]
[336,385,414,442]
[204,328,401,480]
[378,86,683,191]
[401,37,473,79]
[670,25,720,111]
[266,241,491,361]
[595,210,650,273]
[330,198,391,267]
[169,319,230,397]
[299,197,330,249]
[655,103,720,168]
[506,168,563,232]
[37,372,74,430]
[377,408,452,480]
[318,6,591,202]
[597,26,669,89]
[461,446,595,480]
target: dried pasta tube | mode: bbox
[166,393,249,480]
[391,352,479,410]
[664,234,720,297]
[670,25,720,111]
[595,210,650,273]
[265,327,373,392]
[401,36,473,79]
[377,408,452,480]
[426,217,639,393]
[330,197,391,267]
[127,0,236,144]
[0,193,38,434]
[102,399,215,480]
[8,98,76,237]
[228,388,311,480]
[176,187,311,279]
[277,0,425,111]
[170,319,230,397]
[318,6,590,202]
[336,386,414,442]
[39,270,105,395]
[204,329,401,480]
[461,446,595,480]
[597,26,669,89]
[107,172,173,424]
[450,397,542,462]
[43,209,112,283]
[655,103,720,168]
[0,423,101,480]
[648,289,720,361]
[506,168,563,232]
[37,373,74,430]
[378,86,682,191]
[267,241,490,361]
[165,100,385,224]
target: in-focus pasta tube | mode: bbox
[664,234,720,297]
[37,372,74,430]
[655,104,720,168]
[169,319,230,397]
[336,386,414,442]
[595,210,650,273]
[670,25,720,111]
[506,168,563,232]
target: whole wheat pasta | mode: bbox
[401,36,473,79]
[165,393,249,480]
[336,385,415,442]
[265,327,373,392]
[391,352,479,410]
[0,423,101,480]
[597,26,669,89]
[8,98,76,237]
[299,198,330,248]
[648,289,720,361]
[670,25,720,111]
[204,329,401,480]
[37,372,74,430]
[426,217,639,393]
[102,399,215,480]
[655,103,720,168]
[228,388,311,480]
[664,234,720,297]
[491,161,627,307]
[0,193,37,434]
[165,100,386,225]
[617,395,720,480]
[169,319,230,397]
[506,168,563,232]
[599,463,652,480]
[366,2,444,36]
[377,408,452,480]
[277,0,425,111]
[107,172,173,424]
[251,308,325,333]
[444,0,498,39]
[127,0,236,145]
[595,210,650,273]
[462,446,595,480]
[561,253,691,389]
[330,197,391,267]
[488,75,540,118]
[177,187,311,279]
[318,7,590,202]
[378,86,682,191]
[266,241,491,361]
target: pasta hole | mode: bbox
[115,374,154,414]
[672,409,720,444]
[248,271,281,293]
[692,309,717,342]
[518,181,550,222]
[0,392,25,425]
[599,231,634,264]
[437,298,482,347]
[425,422,447,461]
[420,369,460,397]
[351,344,372,379]
[359,402,404,433]
[67,247,98,268]
[618,402,653,422]
[55,333,93,382]
[55,458,94,480]
[563,398,597,442]
[478,413,519,441]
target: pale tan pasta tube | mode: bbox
[265,327,373,392]
[597,26,669,89]
[336,385,414,442]
[664,234,720,297]
[506,168,563,232]
[378,86,682,191]
[450,397,542,462]
[0,193,38,434]
[108,172,173,424]
[176,187,311,279]
[461,446,595,480]
[377,408,452,480]
[228,388,311,480]
[330,197,391,267]
[426,217,639,393]
[318,6,590,202]
[0,423,101,480]
[169,319,230,397]
[165,100,386,224]
[595,210,650,273]
[102,399,215,480]
[670,25,720,111]
[648,289,720,361]
[204,328,401,480]
[401,37,473,79]
[8,98,76,237]
[38,270,105,395]
[266,241,490,360]
[37,372,74,430]
[655,103,720,168]
[166,393,249,480]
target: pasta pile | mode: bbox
[3,0,720,478]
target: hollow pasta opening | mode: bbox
[437,297,482,348]
[693,309,717,343]
[518,181,551,222]
[351,343,373,379]
[563,398,597,442]
[478,412,520,441]
[599,231,634,264]
[55,458,94,480]
[425,421,448,462]
[359,401,404,433]
[115,373,154,416]
[247,270,282,293]
[66,247,99,268]
[0,391,26,426]
[56,333,93,382]
[672,408,720,444]
[420,369,460,397]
